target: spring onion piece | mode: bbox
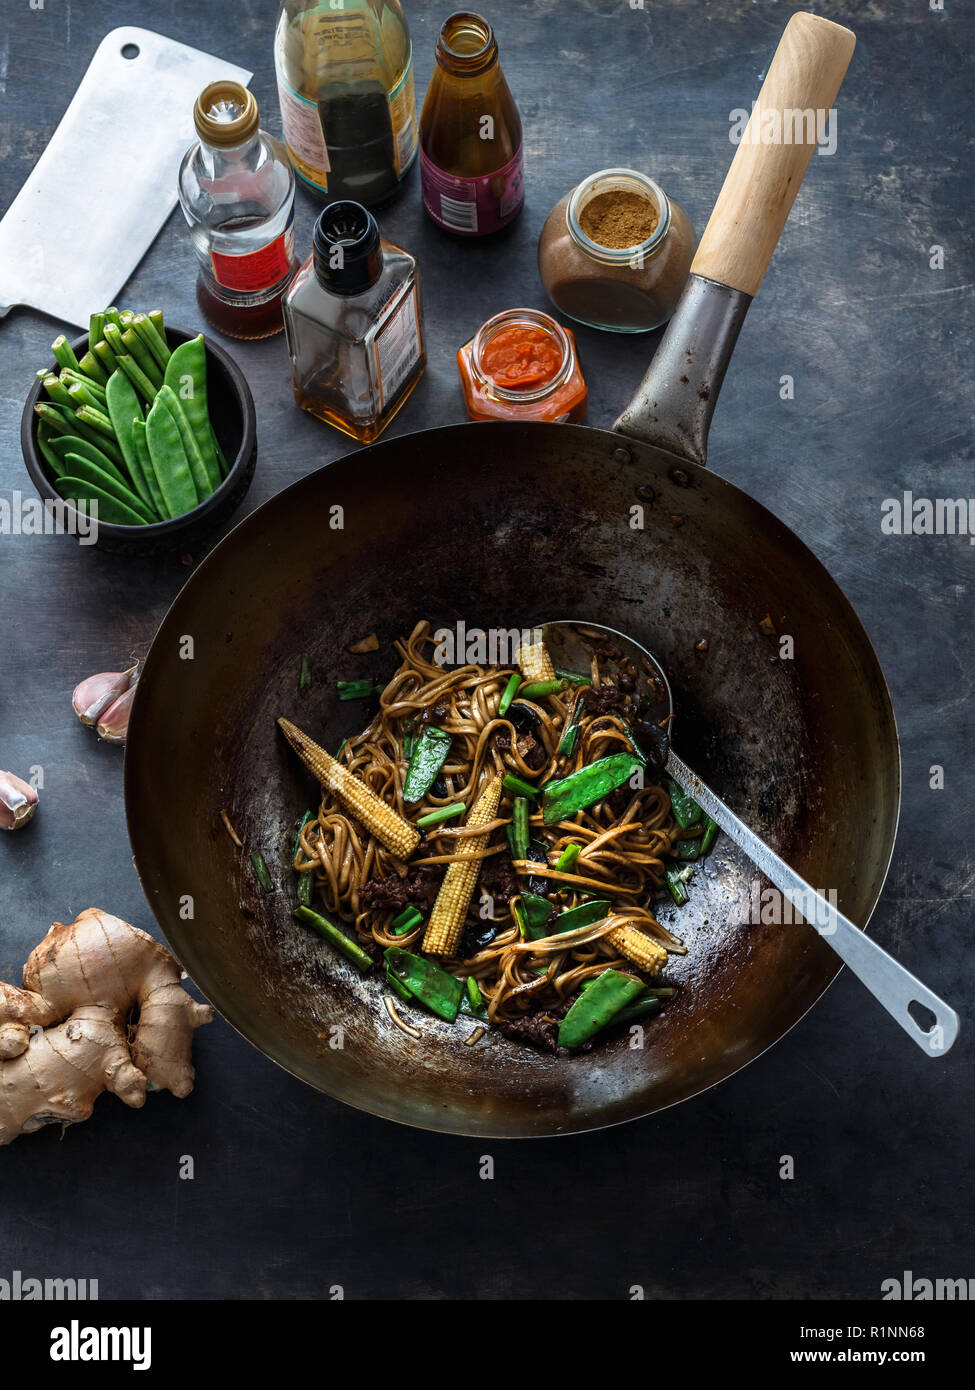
[336,679,383,701]
[610,995,663,1030]
[555,842,581,873]
[511,796,531,863]
[554,667,591,686]
[699,814,719,856]
[663,774,702,829]
[402,718,418,760]
[384,947,463,1022]
[665,867,689,906]
[502,772,538,800]
[497,673,520,717]
[390,905,423,935]
[334,737,348,760]
[299,656,312,693]
[550,899,611,934]
[558,969,644,1048]
[250,851,275,893]
[542,752,643,824]
[292,810,315,907]
[416,802,465,829]
[403,726,452,801]
[296,906,373,972]
[518,678,569,700]
[466,976,483,1011]
[513,892,555,940]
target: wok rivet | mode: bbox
[635,484,656,503]
[613,446,632,465]
[670,468,691,487]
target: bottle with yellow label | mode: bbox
[274,0,417,208]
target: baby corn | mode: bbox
[423,776,502,957]
[277,718,420,860]
[517,632,556,683]
[607,923,668,975]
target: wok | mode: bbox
[127,16,900,1135]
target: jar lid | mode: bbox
[312,202,384,296]
[194,81,259,148]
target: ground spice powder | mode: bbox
[578,190,659,249]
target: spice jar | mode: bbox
[538,169,697,333]
[457,309,586,422]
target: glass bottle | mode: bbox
[457,308,587,422]
[178,81,298,340]
[419,11,524,236]
[282,202,425,443]
[273,0,417,208]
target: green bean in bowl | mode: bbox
[21,308,257,556]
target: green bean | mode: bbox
[116,354,157,407]
[60,454,154,522]
[299,656,312,693]
[67,380,107,413]
[415,802,464,829]
[553,667,591,686]
[250,851,275,892]
[148,309,166,339]
[60,368,107,402]
[497,673,520,717]
[519,679,569,699]
[105,370,156,516]
[35,421,66,478]
[42,374,73,408]
[78,350,109,386]
[102,322,127,359]
[103,307,123,331]
[56,477,147,526]
[156,384,214,501]
[92,340,117,375]
[502,773,538,800]
[555,842,581,872]
[121,327,163,389]
[511,796,531,862]
[34,402,74,435]
[292,811,315,909]
[145,397,199,518]
[297,907,373,973]
[74,405,116,440]
[132,312,171,368]
[390,906,423,935]
[164,335,221,491]
[51,335,81,374]
[89,312,105,357]
[131,420,169,519]
[610,995,663,1030]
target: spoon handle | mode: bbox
[666,752,960,1056]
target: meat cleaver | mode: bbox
[0,27,252,327]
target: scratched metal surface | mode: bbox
[0,0,972,1298]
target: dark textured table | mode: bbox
[1,0,972,1300]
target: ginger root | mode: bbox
[0,908,213,1145]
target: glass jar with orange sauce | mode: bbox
[457,308,587,422]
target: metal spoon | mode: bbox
[542,619,959,1057]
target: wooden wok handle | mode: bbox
[691,12,856,297]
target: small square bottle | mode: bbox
[282,201,426,443]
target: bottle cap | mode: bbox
[312,202,383,296]
[194,81,259,148]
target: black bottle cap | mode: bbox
[312,201,383,296]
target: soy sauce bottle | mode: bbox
[419,11,524,237]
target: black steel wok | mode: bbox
[127,15,897,1135]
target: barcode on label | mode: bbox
[375,289,421,408]
[439,194,478,233]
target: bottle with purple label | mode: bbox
[418,11,524,238]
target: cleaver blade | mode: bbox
[0,26,252,327]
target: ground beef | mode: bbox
[360,865,441,913]
[479,851,519,907]
[496,1011,560,1054]
[420,700,449,726]
[582,682,627,716]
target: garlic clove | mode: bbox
[96,685,136,744]
[0,771,39,830]
[72,664,138,727]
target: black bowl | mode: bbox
[21,326,257,556]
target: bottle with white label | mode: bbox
[282,202,425,443]
[178,81,298,340]
[274,0,417,208]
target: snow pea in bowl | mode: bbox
[21,321,257,556]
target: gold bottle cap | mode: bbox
[194,81,259,148]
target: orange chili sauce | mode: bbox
[479,324,565,390]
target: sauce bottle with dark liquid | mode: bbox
[178,82,298,340]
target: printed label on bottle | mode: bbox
[420,144,524,236]
[276,76,330,186]
[389,60,417,178]
[375,288,422,408]
[210,210,296,293]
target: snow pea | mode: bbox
[131,420,169,520]
[104,370,157,516]
[513,891,555,940]
[156,384,213,501]
[383,947,463,1022]
[663,774,702,829]
[35,421,65,478]
[402,725,452,801]
[549,899,611,934]
[542,752,644,824]
[61,454,153,523]
[558,969,644,1049]
[163,335,221,491]
[145,397,199,518]
[55,477,147,526]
